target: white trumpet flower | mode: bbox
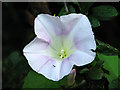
[23,13,96,81]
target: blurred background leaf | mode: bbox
[96,39,119,56]
[58,6,69,16]
[68,5,76,13]
[109,76,120,89]
[91,5,118,21]
[86,68,102,80]
[89,16,100,28]
[23,70,67,88]
[3,51,30,88]
[8,51,24,67]
[79,68,89,74]
[79,2,94,15]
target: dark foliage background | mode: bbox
[2,2,120,89]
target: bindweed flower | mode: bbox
[23,13,96,81]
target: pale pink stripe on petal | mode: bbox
[23,37,49,53]
[59,58,74,80]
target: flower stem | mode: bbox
[64,2,69,12]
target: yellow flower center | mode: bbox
[46,36,76,61]
[58,49,67,59]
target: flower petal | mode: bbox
[69,50,96,66]
[74,35,96,57]
[60,13,96,56]
[24,53,49,72]
[72,14,96,56]
[59,58,74,79]
[60,13,94,39]
[24,51,74,81]
[60,13,83,35]
[24,52,63,81]
[23,37,49,53]
[39,59,62,81]
[34,14,64,42]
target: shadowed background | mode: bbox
[2,2,120,88]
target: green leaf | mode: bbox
[23,70,67,88]
[89,16,100,28]
[80,68,89,74]
[86,68,102,80]
[85,56,105,80]
[8,51,24,66]
[68,5,76,13]
[58,7,69,16]
[79,2,94,15]
[109,76,120,89]
[88,57,97,67]
[96,39,119,56]
[97,54,120,83]
[92,5,118,20]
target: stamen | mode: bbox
[59,49,67,59]
[60,55,63,58]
